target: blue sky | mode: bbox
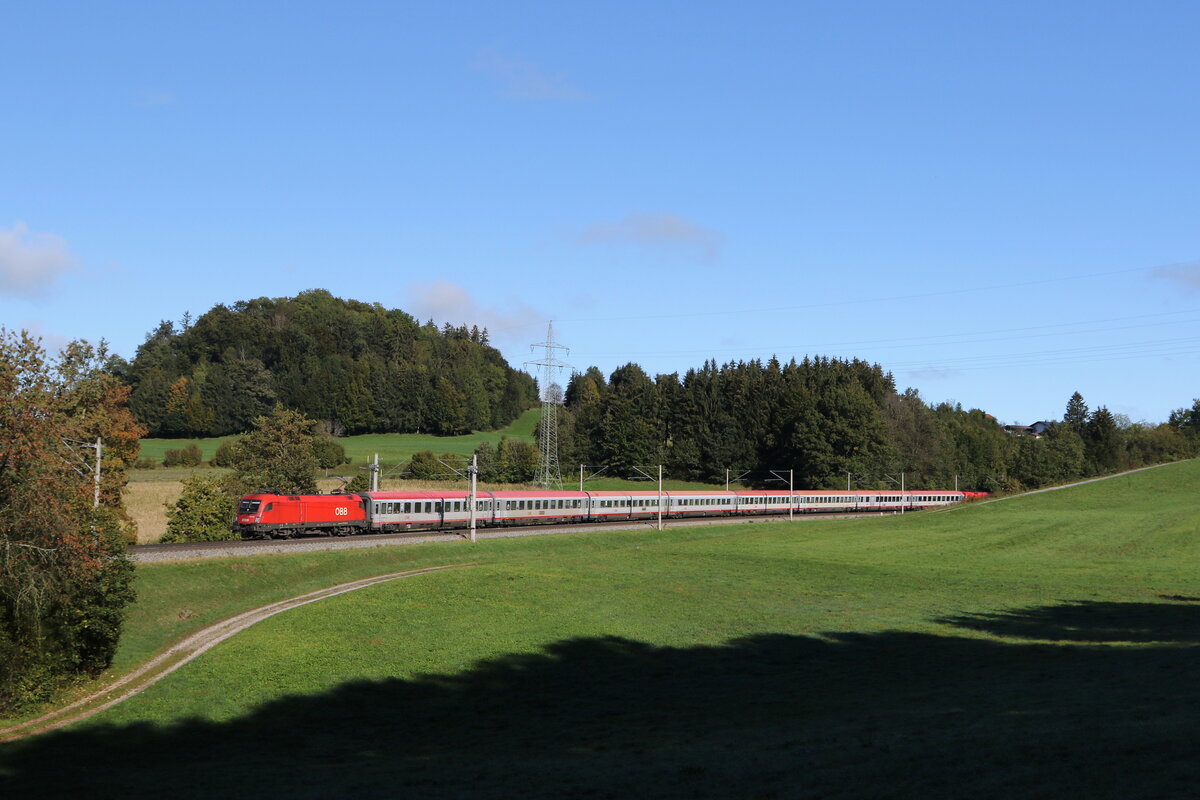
[3,1,1199,425]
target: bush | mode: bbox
[163,444,203,468]
[312,435,346,470]
[211,440,238,468]
[161,474,238,543]
[133,457,158,470]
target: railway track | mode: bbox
[129,511,906,562]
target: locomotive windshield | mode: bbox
[238,500,261,514]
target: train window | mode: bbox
[265,503,273,512]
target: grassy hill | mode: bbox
[136,407,544,466]
[4,460,1199,797]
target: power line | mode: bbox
[556,263,1164,325]
[570,308,1200,361]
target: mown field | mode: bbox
[4,460,1198,798]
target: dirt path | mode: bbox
[974,461,1180,505]
[0,564,467,743]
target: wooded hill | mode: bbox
[556,358,1200,493]
[120,290,538,438]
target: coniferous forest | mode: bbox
[553,359,1200,493]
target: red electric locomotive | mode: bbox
[234,493,369,538]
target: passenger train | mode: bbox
[233,488,985,539]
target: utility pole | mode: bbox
[525,322,572,489]
[61,436,103,509]
[632,465,664,531]
[725,468,750,492]
[372,453,380,492]
[768,468,795,521]
[468,454,478,543]
[657,465,663,531]
[578,464,609,492]
[92,437,102,509]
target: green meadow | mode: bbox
[135,408,543,468]
[3,460,1199,798]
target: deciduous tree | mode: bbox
[0,330,136,710]
[228,405,320,494]
[162,474,237,542]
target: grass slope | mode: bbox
[3,461,1199,798]
[135,407,543,466]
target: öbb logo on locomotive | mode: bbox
[233,488,986,539]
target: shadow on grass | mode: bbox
[939,599,1200,643]
[3,600,1200,799]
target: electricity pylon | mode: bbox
[525,322,571,489]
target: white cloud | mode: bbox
[575,212,722,262]
[0,222,77,297]
[404,279,546,347]
[472,47,590,101]
[15,318,71,355]
[1152,261,1200,292]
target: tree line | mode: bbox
[116,290,538,438]
[553,357,1200,493]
